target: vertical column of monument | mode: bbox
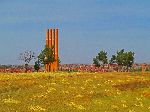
[53,29,56,71]
[50,29,54,71]
[45,28,59,72]
[48,29,53,72]
[54,29,59,70]
[52,29,55,71]
[46,29,49,72]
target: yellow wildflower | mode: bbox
[47,87,56,93]
[122,104,128,108]
[29,105,46,111]
[128,109,135,112]
[3,98,20,104]
[75,94,83,98]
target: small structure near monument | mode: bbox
[45,28,59,72]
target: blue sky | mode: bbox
[0,0,150,64]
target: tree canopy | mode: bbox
[93,49,135,71]
[38,46,55,65]
[110,49,135,71]
[93,50,108,67]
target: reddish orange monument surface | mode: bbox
[45,28,59,72]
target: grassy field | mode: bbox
[0,72,150,112]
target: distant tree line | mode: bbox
[93,49,135,72]
[19,46,60,72]
[18,47,135,73]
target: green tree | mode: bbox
[114,49,135,71]
[19,51,35,72]
[93,56,100,67]
[109,55,116,64]
[34,59,40,72]
[93,50,108,67]
[38,46,55,70]
[116,49,125,65]
[123,51,135,71]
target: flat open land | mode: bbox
[0,72,150,112]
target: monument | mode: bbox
[45,28,59,72]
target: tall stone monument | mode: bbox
[45,28,59,72]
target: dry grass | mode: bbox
[0,72,150,112]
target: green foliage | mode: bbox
[93,50,108,67]
[109,55,116,64]
[94,49,135,71]
[93,57,100,67]
[38,46,55,65]
[116,49,134,68]
[34,60,40,72]
[124,51,135,68]
[110,49,135,71]
[116,49,125,66]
